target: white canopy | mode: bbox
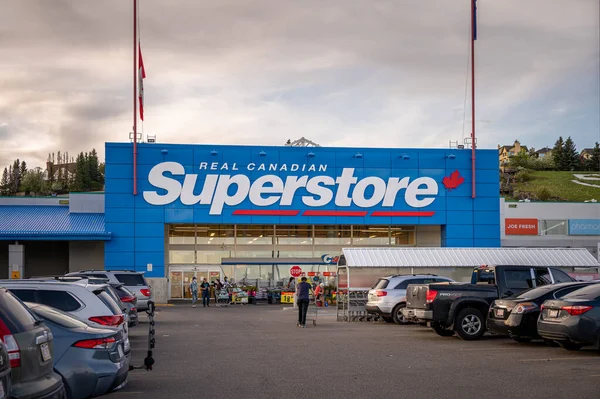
[340,247,600,268]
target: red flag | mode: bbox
[138,46,146,120]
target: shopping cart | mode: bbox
[307,297,318,326]
[216,289,229,307]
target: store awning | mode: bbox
[0,205,111,241]
[340,247,600,268]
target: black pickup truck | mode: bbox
[402,265,575,340]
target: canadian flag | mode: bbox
[138,46,146,121]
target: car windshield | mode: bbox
[562,284,600,300]
[372,279,389,289]
[27,304,89,329]
[115,274,146,286]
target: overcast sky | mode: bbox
[0,0,598,170]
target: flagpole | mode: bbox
[470,0,476,199]
[133,0,138,195]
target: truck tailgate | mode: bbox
[406,284,430,309]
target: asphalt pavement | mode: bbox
[107,303,600,399]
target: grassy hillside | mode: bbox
[511,171,600,202]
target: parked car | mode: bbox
[24,302,129,399]
[403,265,575,340]
[109,284,139,327]
[0,279,131,360]
[0,339,10,399]
[538,283,600,350]
[0,287,65,399]
[487,281,598,342]
[366,274,454,324]
[67,270,153,311]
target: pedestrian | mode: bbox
[287,277,296,291]
[201,278,211,307]
[296,276,314,328]
[314,282,324,307]
[189,277,199,308]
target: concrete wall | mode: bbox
[69,241,105,271]
[0,242,7,279]
[146,277,169,304]
[69,193,105,213]
[24,241,70,277]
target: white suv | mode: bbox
[365,274,454,324]
[0,279,131,357]
[68,270,153,311]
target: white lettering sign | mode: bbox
[142,162,439,215]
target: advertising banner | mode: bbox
[568,219,600,236]
[505,218,538,235]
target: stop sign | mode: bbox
[290,265,303,278]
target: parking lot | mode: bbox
[109,304,600,399]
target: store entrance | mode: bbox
[169,265,224,299]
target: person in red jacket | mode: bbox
[314,283,324,307]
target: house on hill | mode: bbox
[580,148,594,161]
[498,140,528,170]
[535,147,553,159]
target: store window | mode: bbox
[169,224,195,244]
[540,220,568,236]
[390,226,416,246]
[275,225,313,245]
[275,249,314,258]
[353,226,390,245]
[235,246,274,259]
[236,225,274,245]
[196,225,235,245]
[169,250,195,264]
[196,250,232,264]
[314,225,352,245]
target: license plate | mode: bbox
[495,309,505,318]
[548,309,559,318]
[117,344,124,359]
[40,342,51,362]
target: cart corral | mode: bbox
[335,247,600,322]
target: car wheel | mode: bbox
[559,341,584,351]
[392,304,409,325]
[511,336,532,343]
[455,308,486,341]
[431,321,455,337]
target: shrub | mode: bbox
[536,187,552,201]
[515,170,532,182]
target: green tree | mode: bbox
[552,137,566,171]
[72,152,91,192]
[584,142,600,171]
[11,159,22,194]
[509,152,531,169]
[563,136,579,171]
[21,167,47,196]
[0,167,9,196]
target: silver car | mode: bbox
[365,274,454,324]
[68,270,153,311]
[0,279,131,358]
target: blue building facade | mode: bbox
[104,142,500,281]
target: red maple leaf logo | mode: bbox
[443,170,465,190]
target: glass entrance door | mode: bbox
[183,271,195,299]
[169,265,226,299]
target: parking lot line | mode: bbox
[519,357,599,363]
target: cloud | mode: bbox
[0,0,598,171]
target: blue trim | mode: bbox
[0,233,111,241]
[221,260,329,265]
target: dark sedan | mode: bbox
[0,340,10,399]
[487,281,598,342]
[538,283,600,350]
